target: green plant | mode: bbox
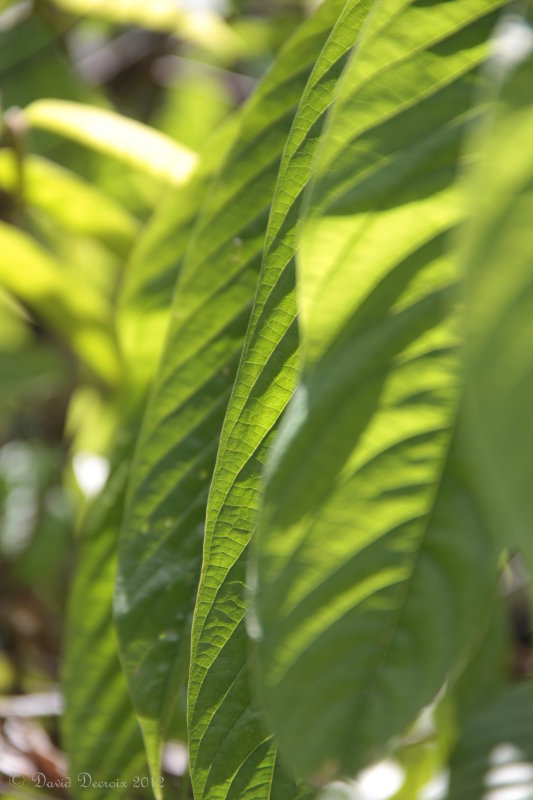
[1,0,533,798]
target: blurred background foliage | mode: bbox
[0,0,311,793]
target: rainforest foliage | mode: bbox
[1,0,533,798]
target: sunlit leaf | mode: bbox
[117,118,237,387]
[253,0,507,780]
[0,221,120,383]
[188,1,374,798]
[114,2,348,792]
[0,151,139,253]
[24,100,198,186]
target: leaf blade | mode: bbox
[254,0,507,779]
[188,2,377,798]
[115,5,350,789]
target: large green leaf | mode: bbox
[187,2,377,798]
[463,13,533,567]
[253,0,507,780]
[114,0,350,791]
[24,101,198,186]
[62,441,148,800]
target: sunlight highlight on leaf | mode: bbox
[25,101,198,185]
[254,0,508,780]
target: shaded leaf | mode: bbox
[463,12,533,567]
[62,442,148,800]
[0,346,70,399]
[447,682,533,800]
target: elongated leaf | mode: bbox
[0,151,139,253]
[114,1,350,791]
[0,221,120,383]
[254,0,507,780]
[63,444,147,800]
[187,2,376,798]
[25,101,198,185]
[464,14,533,567]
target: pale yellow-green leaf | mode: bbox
[0,151,139,252]
[0,221,120,383]
[25,100,198,186]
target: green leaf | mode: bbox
[24,100,198,186]
[463,13,533,567]
[0,151,139,254]
[447,682,533,800]
[118,119,237,387]
[114,1,349,792]
[187,1,376,798]
[450,585,508,722]
[62,443,148,800]
[0,11,87,110]
[0,221,120,384]
[254,0,507,780]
